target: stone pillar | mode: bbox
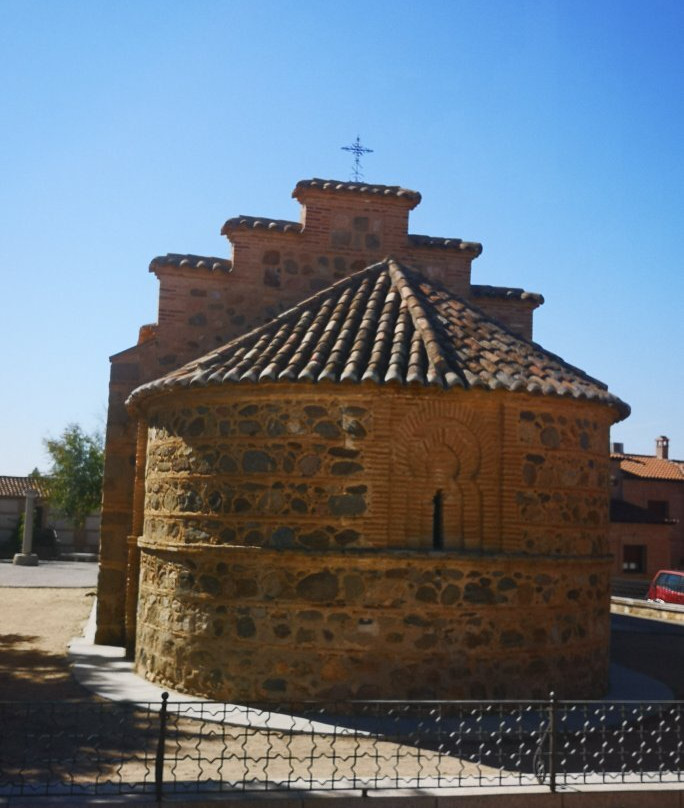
[13,488,39,566]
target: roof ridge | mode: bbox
[387,259,466,388]
[613,452,683,461]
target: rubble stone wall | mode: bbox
[134,385,614,700]
[136,546,610,701]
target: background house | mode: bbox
[610,436,684,584]
[0,476,100,557]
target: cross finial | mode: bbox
[341,136,373,182]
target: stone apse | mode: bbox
[98,180,629,701]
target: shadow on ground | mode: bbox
[610,615,684,699]
[0,632,94,701]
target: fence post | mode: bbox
[548,691,557,793]
[155,692,169,804]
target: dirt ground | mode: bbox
[0,588,496,791]
[0,587,96,701]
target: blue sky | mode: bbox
[1,0,682,473]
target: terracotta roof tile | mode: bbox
[220,216,303,236]
[293,178,421,206]
[612,454,684,482]
[149,254,232,273]
[128,259,629,421]
[409,234,483,256]
[0,476,50,498]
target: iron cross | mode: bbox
[341,136,373,182]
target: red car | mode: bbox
[647,570,684,605]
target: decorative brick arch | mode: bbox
[390,402,484,550]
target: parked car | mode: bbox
[647,570,684,605]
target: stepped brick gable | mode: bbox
[98,178,628,700]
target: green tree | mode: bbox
[37,424,104,548]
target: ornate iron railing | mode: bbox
[1,696,682,798]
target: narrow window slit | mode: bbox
[432,490,444,550]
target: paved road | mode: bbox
[611,613,684,699]
[0,559,98,588]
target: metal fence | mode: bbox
[1,695,682,798]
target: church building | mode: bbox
[97,179,629,700]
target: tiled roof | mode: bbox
[612,454,684,482]
[221,216,303,236]
[470,284,544,305]
[128,259,629,420]
[408,234,482,255]
[293,178,421,206]
[0,476,50,498]
[149,254,233,273]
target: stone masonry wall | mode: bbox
[134,384,614,700]
[505,404,613,557]
[142,391,376,552]
[136,547,610,701]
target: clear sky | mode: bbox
[1,0,682,474]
